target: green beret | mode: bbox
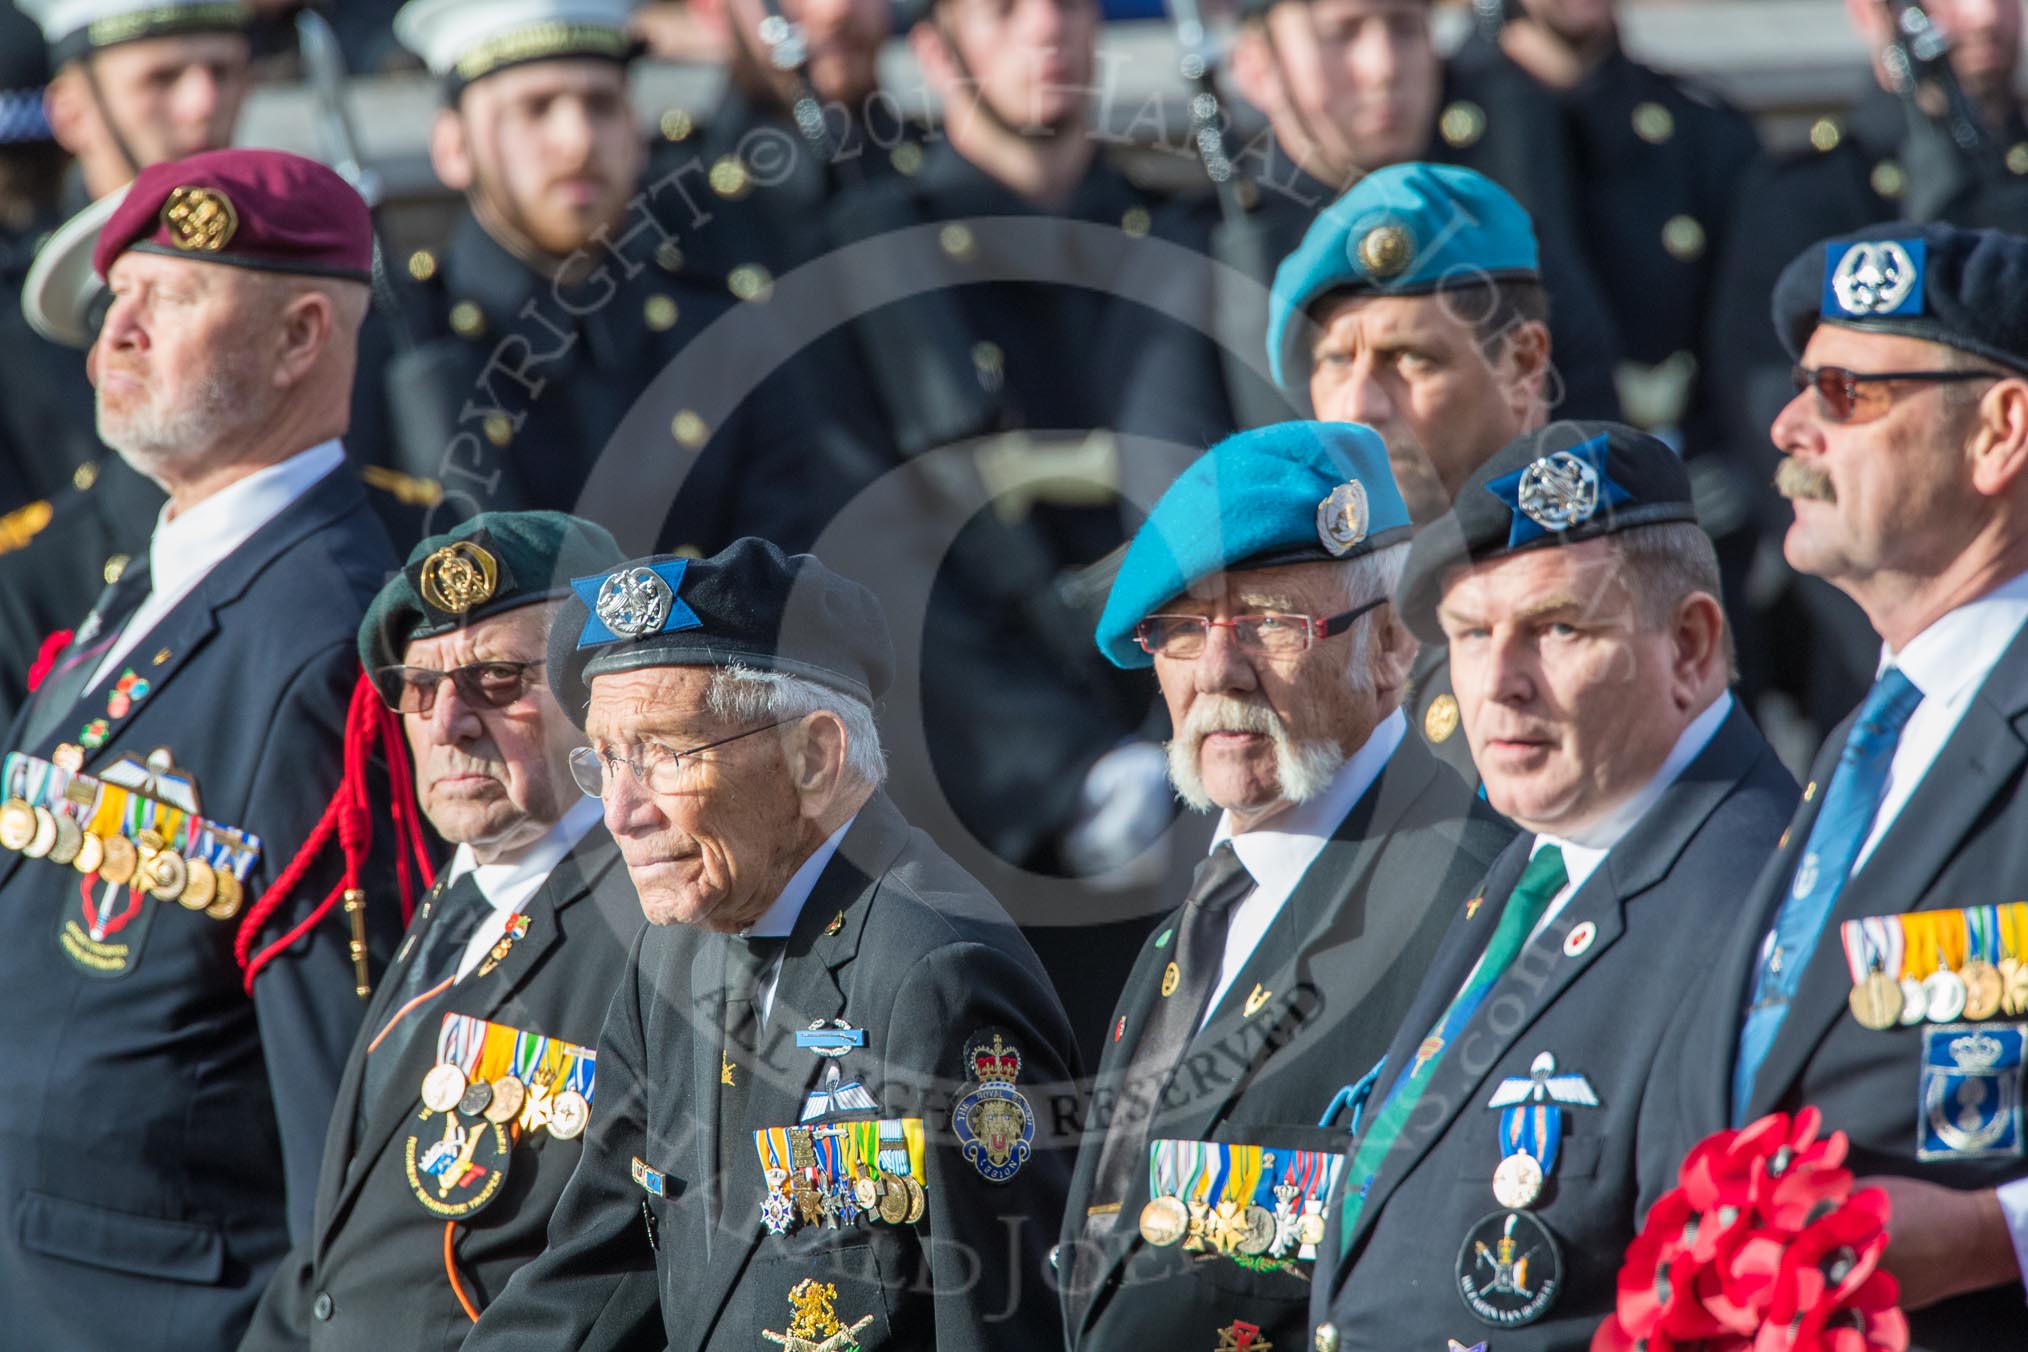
[357,510,624,672]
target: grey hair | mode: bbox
[702,664,888,786]
[1335,541,1411,675]
[1612,522,1737,676]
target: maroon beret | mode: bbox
[93,148,372,285]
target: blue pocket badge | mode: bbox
[1918,1024,2024,1162]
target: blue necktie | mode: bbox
[1731,667,1924,1123]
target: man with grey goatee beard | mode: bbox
[1057,420,1512,1352]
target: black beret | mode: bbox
[546,538,895,723]
[1396,421,1698,644]
[1773,221,2028,374]
[357,510,623,673]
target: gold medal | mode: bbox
[877,1179,910,1225]
[1848,970,1903,1030]
[180,857,216,910]
[98,833,138,885]
[2003,957,2028,1017]
[145,846,187,903]
[420,1063,468,1114]
[21,807,57,859]
[47,813,82,866]
[205,869,243,921]
[548,1089,590,1141]
[72,831,104,875]
[903,1175,926,1223]
[484,1075,526,1125]
[853,1177,879,1210]
[0,798,37,851]
[1962,960,2005,1020]
[1138,1194,1190,1246]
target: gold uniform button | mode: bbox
[709,156,751,200]
[939,223,976,260]
[407,249,437,282]
[72,461,99,492]
[482,413,514,447]
[1809,117,1843,153]
[103,553,130,585]
[1423,692,1460,745]
[660,108,694,142]
[1871,160,1906,200]
[1121,205,1152,238]
[1314,1323,1339,1352]
[671,411,709,448]
[1661,214,1706,262]
[728,265,773,303]
[2009,142,2028,176]
[448,301,486,340]
[644,295,679,331]
[1632,101,1675,144]
[655,240,685,273]
[1439,100,1485,149]
[891,142,924,176]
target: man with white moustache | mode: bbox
[1059,421,1513,1352]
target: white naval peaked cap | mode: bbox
[393,0,638,88]
[16,0,248,64]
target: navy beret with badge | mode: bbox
[1773,221,2028,375]
[1094,420,1412,669]
[358,510,624,676]
[1395,421,1698,645]
[1267,162,1540,393]
[548,537,896,721]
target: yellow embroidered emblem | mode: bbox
[160,185,238,252]
[1242,984,1270,1018]
[763,1278,876,1351]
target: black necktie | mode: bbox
[19,560,154,749]
[716,934,785,1193]
[1070,844,1254,1293]
[356,873,494,1132]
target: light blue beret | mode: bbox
[1266,162,1540,393]
[1094,421,1412,669]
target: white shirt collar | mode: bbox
[1212,708,1408,894]
[1878,568,2028,702]
[1530,690,1734,884]
[444,796,604,915]
[148,439,346,600]
[742,815,856,940]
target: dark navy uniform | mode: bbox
[0,464,401,1350]
[241,831,650,1352]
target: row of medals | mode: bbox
[763,1160,925,1233]
[1138,1183,1324,1260]
[1848,957,2028,1030]
[419,1060,589,1140]
[0,796,241,918]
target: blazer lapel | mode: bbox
[1745,657,2028,1120]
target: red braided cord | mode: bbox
[26,629,74,693]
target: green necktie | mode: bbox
[1336,843,1569,1253]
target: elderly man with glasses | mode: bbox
[464,536,1078,1352]
[1058,422,1511,1352]
[1663,222,2028,1347]
[243,510,658,1352]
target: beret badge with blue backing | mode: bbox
[573,561,700,643]
[1485,434,1633,547]
[1825,239,1925,319]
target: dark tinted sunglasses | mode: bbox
[1791,363,2004,424]
[371,660,545,715]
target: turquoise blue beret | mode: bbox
[1773,221,2028,375]
[1266,162,1540,393]
[1094,421,1412,669]
[546,537,895,721]
[358,510,623,673]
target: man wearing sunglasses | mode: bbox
[1666,222,2028,1346]
[244,510,664,1351]
[1060,422,1511,1351]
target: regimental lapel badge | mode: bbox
[105,669,150,720]
[824,910,844,936]
[951,1030,1034,1182]
[761,1279,876,1352]
[1449,1341,1488,1352]
[796,1020,867,1057]
[1214,1320,1272,1351]
[1456,1209,1561,1329]
[1243,984,1271,1018]
[631,1156,667,1197]
[1465,895,1485,920]
[723,1051,736,1086]
[474,911,533,978]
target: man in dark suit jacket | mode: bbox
[464,538,1080,1352]
[1061,421,1513,1351]
[1664,223,2028,1346]
[239,511,662,1350]
[0,149,402,1350]
[1307,422,1796,1350]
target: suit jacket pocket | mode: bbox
[742,1235,902,1349]
[16,1188,225,1283]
